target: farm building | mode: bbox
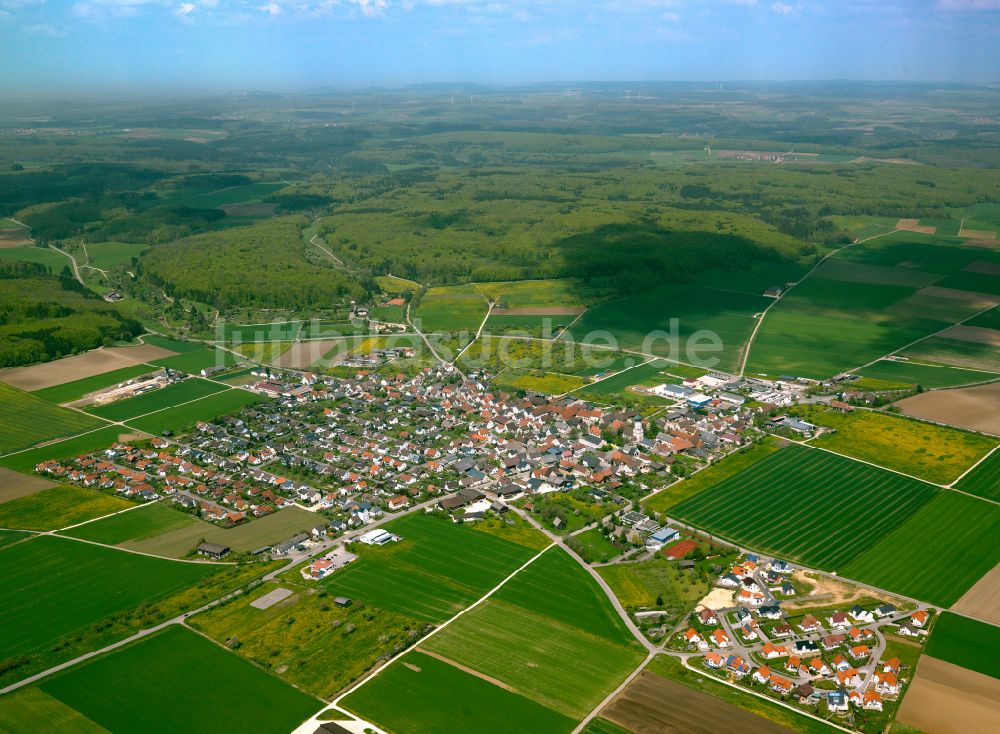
[197,542,230,559]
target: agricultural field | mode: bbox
[793,405,997,484]
[955,448,1000,500]
[375,274,418,293]
[0,688,110,734]
[138,335,204,353]
[894,379,1000,435]
[150,347,240,375]
[369,302,406,323]
[84,378,227,421]
[643,440,781,515]
[127,505,319,556]
[60,502,202,548]
[414,284,489,335]
[484,313,578,337]
[747,231,1000,378]
[572,526,628,563]
[0,383,104,454]
[924,612,1000,680]
[77,241,148,271]
[322,514,537,623]
[598,557,711,610]
[0,245,70,271]
[0,535,220,660]
[0,485,133,531]
[189,581,425,698]
[124,387,264,435]
[0,426,131,474]
[0,466,56,503]
[222,320,303,343]
[670,444,938,570]
[340,650,576,734]
[575,359,671,401]
[896,655,1000,734]
[422,597,644,718]
[855,359,998,389]
[493,369,589,395]
[31,364,157,404]
[35,625,317,734]
[472,278,596,309]
[574,283,769,374]
[841,491,1000,606]
[492,547,639,645]
[236,339,291,364]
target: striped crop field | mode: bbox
[670,444,938,570]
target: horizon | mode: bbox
[2,1,1000,96]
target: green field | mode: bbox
[0,245,71,271]
[0,688,110,734]
[78,241,149,271]
[955,449,1000,501]
[644,440,781,514]
[0,529,31,550]
[139,335,205,353]
[574,283,769,374]
[966,305,1000,331]
[323,514,537,622]
[493,370,589,395]
[923,612,1000,680]
[119,505,318,556]
[841,491,1000,606]
[855,359,998,388]
[37,625,317,734]
[493,547,639,645]
[575,358,674,403]
[60,502,202,547]
[747,231,1000,378]
[901,335,1000,372]
[472,279,594,308]
[375,274,419,293]
[124,387,264,435]
[671,444,938,570]
[341,650,576,734]
[484,313,578,337]
[415,284,489,335]
[423,598,644,717]
[151,347,239,374]
[0,426,128,474]
[794,405,997,484]
[0,485,133,531]
[189,581,424,698]
[370,302,406,322]
[573,526,627,563]
[0,383,104,455]
[598,558,711,609]
[30,365,157,403]
[222,320,303,343]
[85,378,227,421]
[171,181,286,209]
[0,535,219,659]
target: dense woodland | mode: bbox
[0,263,142,367]
[0,83,998,365]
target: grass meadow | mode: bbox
[0,426,127,474]
[322,514,538,623]
[493,370,589,395]
[841,491,1000,606]
[795,405,997,484]
[598,558,711,609]
[0,536,219,659]
[0,688,109,734]
[670,445,937,570]
[150,347,239,375]
[856,359,999,389]
[422,598,644,718]
[84,378,227,421]
[341,650,576,734]
[60,502,200,546]
[923,612,1000,680]
[415,284,489,334]
[30,365,156,404]
[37,625,317,734]
[955,449,1000,501]
[125,387,264,435]
[0,383,104,455]
[0,486,133,531]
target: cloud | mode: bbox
[770,1,794,13]
[28,22,68,35]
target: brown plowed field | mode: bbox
[952,560,1000,625]
[0,344,175,391]
[963,261,1000,276]
[601,672,798,734]
[938,325,1000,347]
[0,467,57,503]
[896,218,937,234]
[272,339,349,368]
[897,656,1000,734]
[895,381,1000,434]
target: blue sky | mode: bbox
[1,1,999,95]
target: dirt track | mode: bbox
[601,672,798,734]
[952,560,1000,625]
[897,656,1000,734]
[894,381,1000,434]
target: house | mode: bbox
[874,603,897,618]
[809,658,830,677]
[699,608,719,625]
[850,605,874,623]
[882,657,901,674]
[711,628,730,648]
[837,668,862,688]
[770,675,794,696]
[704,652,724,669]
[799,615,821,632]
[758,604,782,620]
[771,623,793,638]
[725,655,750,678]
[761,643,788,659]
[739,624,758,641]
[863,690,884,711]
[794,683,818,704]
[832,654,851,672]
[309,559,336,579]
[333,596,352,608]
[822,633,846,650]
[753,666,771,684]
[874,671,900,695]
[850,645,870,660]
[197,542,230,559]
[910,610,929,628]
[794,640,819,655]
[828,611,850,629]
[684,628,702,645]
[826,689,849,713]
